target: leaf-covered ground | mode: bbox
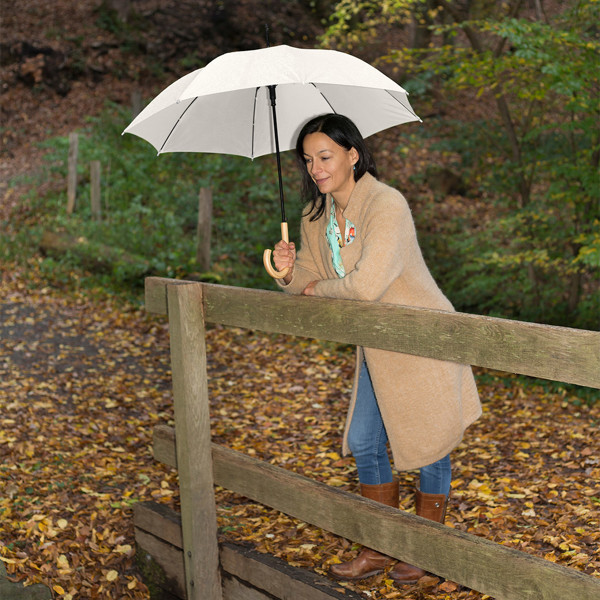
[0,263,598,599]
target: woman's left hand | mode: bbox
[302,281,318,296]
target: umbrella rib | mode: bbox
[251,87,259,158]
[385,90,421,121]
[158,97,198,154]
[311,83,337,114]
[311,83,420,123]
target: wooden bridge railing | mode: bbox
[142,276,600,600]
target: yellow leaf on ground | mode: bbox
[57,554,69,569]
[106,569,118,581]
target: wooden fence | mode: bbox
[139,276,600,600]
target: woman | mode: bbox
[273,114,481,584]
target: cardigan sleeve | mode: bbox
[313,192,413,302]
[276,215,324,295]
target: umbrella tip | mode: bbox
[265,23,270,48]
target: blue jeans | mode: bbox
[346,360,452,495]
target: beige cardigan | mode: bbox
[279,173,481,470]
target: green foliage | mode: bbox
[412,115,599,329]
[321,0,413,49]
[3,2,598,332]
[324,0,599,329]
[1,103,302,301]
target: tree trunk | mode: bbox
[410,0,436,49]
[437,0,532,208]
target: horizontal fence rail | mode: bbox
[145,277,600,388]
[144,278,600,600]
[134,503,364,600]
[154,424,600,600]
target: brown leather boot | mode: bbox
[389,488,449,584]
[329,481,399,581]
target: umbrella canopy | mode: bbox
[123,44,421,279]
[123,44,420,159]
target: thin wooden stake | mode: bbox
[90,161,101,221]
[131,89,142,118]
[66,132,78,214]
[104,158,111,218]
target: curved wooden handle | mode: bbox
[263,222,290,279]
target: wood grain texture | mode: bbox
[145,277,600,388]
[134,502,363,600]
[135,529,186,599]
[152,424,600,600]
[167,283,222,600]
[134,501,182,548]
[219,544,363,600]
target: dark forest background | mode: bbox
[1,0,598,329]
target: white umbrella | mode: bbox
[123,44,421,278]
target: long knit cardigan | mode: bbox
[279,173,481,471]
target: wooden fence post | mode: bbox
[167,282,222,600]
[90,161,101,221]
[196,187,213,271]
[67,132,78,214]
[131,89,143,118]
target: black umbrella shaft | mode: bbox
[268,85,286,223]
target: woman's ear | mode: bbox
[350,147,359,166]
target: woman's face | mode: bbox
[302,132,358,203]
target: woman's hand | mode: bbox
[273,240,296,283]
[302,281,318,296]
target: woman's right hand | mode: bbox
[272,240,296,283]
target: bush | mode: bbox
[1,103,303,300]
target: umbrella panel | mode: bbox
[126,83,419,158]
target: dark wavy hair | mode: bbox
[295,114,378,221]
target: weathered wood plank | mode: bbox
[145,277,600,388]
[167,283,222,600]
[135,528,186,599]
[146,276,188,316]
[219,544,363,600]
[135,503,363,600]
[153,424,600,600]
[153,423,178,469]
[222,577,272,600]
[134,501,183,548]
